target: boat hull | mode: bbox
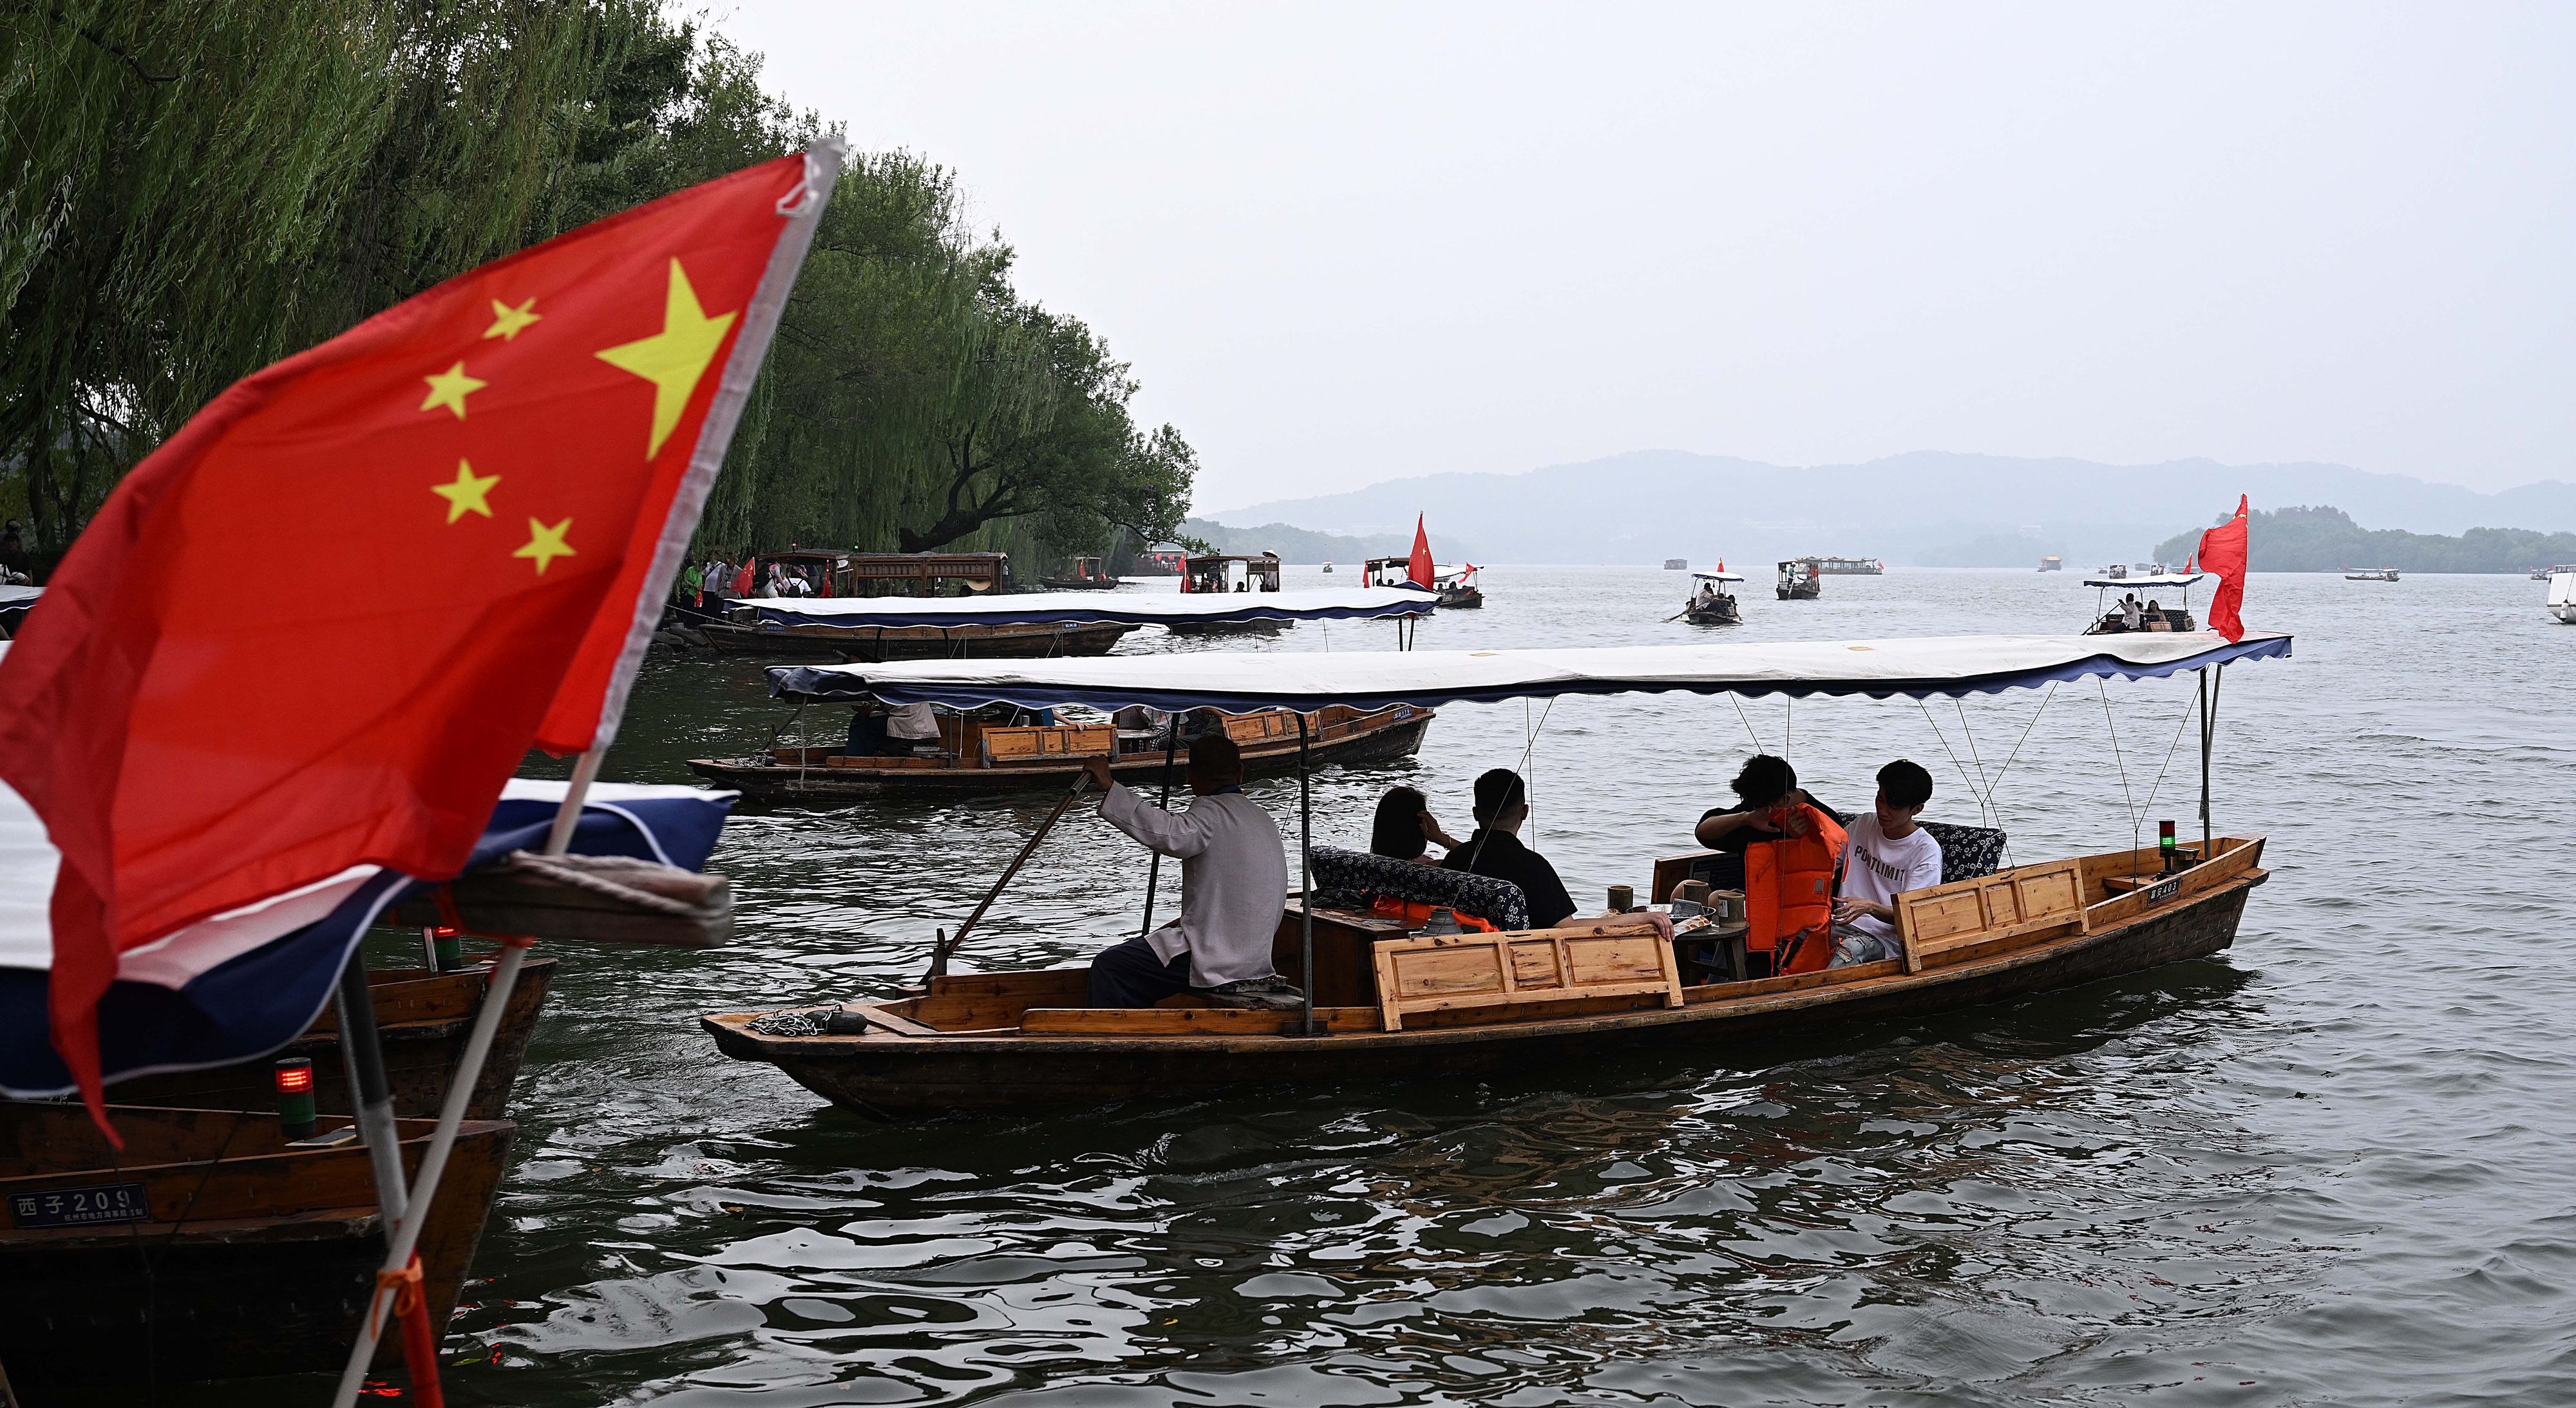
[688,710,1435,802]
[695,619,1139,660]
[109,959,556,1122]
[1683,603,1740,624]
[0,1105,512,1390]
[706,871,2261,1114]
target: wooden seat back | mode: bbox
[1370,919,1681,1031]
[978,724,1113,765]
[1220,711,1304,746]
[1891,857,2087,972]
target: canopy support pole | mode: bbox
[1297,712,1316,1037]
[2199,664,2224,860]
[1139,726,1179,937]
[332,747,606,1408]
[332,946,406,1228]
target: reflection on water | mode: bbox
[221,567,2576,1404]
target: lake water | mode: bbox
[291,568,2576,1405]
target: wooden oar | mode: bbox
[922,769,1093,985]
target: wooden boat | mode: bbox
[1776,558,1821,600]
[1167,553,1286,634]
[1434,569,1482,609]
[109,957,556,1122]
[1041,556,1120,590]
[696,615,1139,660]
[705,836,2269,1115]
[689,704,1435,802]
[1681,570,1742,624]
[0,1102,511,1390]
[2344,567,2400,581]
[2081,571,2204,635]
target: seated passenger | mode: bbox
[1694,754,1847,974]
[1826,760,1944,968]
[1441,769,1579,928]
[845,702,892,757]
[1079,738,1290,1008]
[2121,592,2143,631]
[1370,785,1463,865]
[884,702,943,753]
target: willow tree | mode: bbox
[0,1,675,549]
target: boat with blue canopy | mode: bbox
[704,631,2290,1116]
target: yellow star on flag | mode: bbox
[594,259,737,460]
[483,297,542,341]
[513,517,576,574]
[419,361,486,420]
[431,460,500,523]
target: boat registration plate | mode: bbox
[2146,878,2181,903]
[10,1181,150,1228]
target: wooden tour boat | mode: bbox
[1681,570,1743,625]
[111,957,555,1122]
[0,1102,512,1390]
[2081,570,2204,635]
[696,615,1138,660]
[691,703,1435,802]
[1776,558,1821,600]
[701,630,2291,1114]
[706,834,2267,1114]
[1042,556,1121,590]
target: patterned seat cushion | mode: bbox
[1308,845,1531,931]
[1917,821,2007,884]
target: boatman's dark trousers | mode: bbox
[1088,936,1193,1008]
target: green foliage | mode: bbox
[1,5,1196,565]
[2152,504,2576,573]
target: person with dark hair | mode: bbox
[1440,769,1577,928]
[1370,785,1462,865]
[1079,735,1290,1008]
[1690,754,1844,891]
[1826,758,1944,968]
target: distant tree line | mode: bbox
[2154,505,2576,574]
[1,3,1194,568]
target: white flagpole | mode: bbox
[328,138,843,1408]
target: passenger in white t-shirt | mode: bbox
[1828,759,1944,968]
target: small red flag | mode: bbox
[732,556,757,597]
[2198,495,2249,642]
[0,144,842,1128]
[1406,514,1434,590]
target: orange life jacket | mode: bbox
[1743,804,1848,975]
[1368,894,1501,933]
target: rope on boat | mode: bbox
[746,1006,841,1037]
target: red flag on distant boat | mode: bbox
[0,144,841,1130]
[1406,514,1434,590]
[2197,496,2249,642]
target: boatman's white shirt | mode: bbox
[1099,782,1287,988]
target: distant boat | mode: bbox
[1776,558,1821,601]
[2547,570,2575,624]
[1812,556,1884,575]
[2039,555,2063,572]
[1663,558,1687,570]
[1682,569,1743,624]
[2535,563,2576,581]
[1322,559,1333,573]
[2079,571,2203,635]
[2344,567,2400,582]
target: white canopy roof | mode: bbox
[1691,571,1745,584]
[770,631,2291,712]
[740,587,1435,630]
[2084,573,2204,589]
[0,586,39,607]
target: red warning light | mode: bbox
[275,1060,314,1094]
[431,925,461,939]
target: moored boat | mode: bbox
[690,703,1435,802]
[108,958,557,1122]
[1041,556,1120,590]
[0,1102,512,1390]
[702,629,2291,1114]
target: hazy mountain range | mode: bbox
[1204,451,2576,567]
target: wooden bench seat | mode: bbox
[1370,917,1681,1032]
[1891,857,2088,973]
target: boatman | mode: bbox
[1080,737,1291,1008]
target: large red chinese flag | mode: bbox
[0,144,842,1124]
[1406,514,1434,590]
[2199,494,2249,642]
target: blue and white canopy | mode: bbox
[0,777,735,1100]
[770,631,2292,713]
[740,587,1435,630]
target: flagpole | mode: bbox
[544,746,604,858]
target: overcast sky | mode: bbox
[718,3,2576,509]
